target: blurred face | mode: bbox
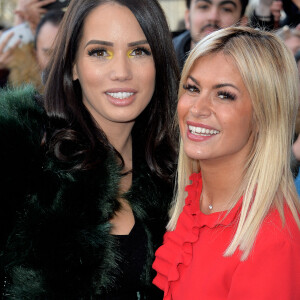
[36,22,59,71]
[185,0,243,47]
[73,3,156,130]
[285,35,300,55]
[178,52,253,163]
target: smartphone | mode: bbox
[0,22,34,53]
[42,0,71,10]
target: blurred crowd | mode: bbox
[1,0,300,89]
[0,0,67,91]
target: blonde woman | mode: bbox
[153,26,300,299]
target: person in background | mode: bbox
[0,0,54,88]
[153,26,300,299]
[173,0,249,71]
[276,25,300,55]
[0,10,64,92]
[14,0,58,32]
[0,0,179,299]
[251,0,300,30]
[34,9,64,71]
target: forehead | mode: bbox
[81,3,146,42]
[189,52,245,86]
[37,22,59,45]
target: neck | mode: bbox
[99,120,134,171]
[199,156,245,214]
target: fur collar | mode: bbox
[0,86,171,298]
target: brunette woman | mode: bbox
[0,0,179,298]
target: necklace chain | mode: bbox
[200,193,213,210]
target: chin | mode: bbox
[110,115,137,124]
[183,147,205,161]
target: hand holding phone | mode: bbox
[0,23,34,53]
[0,31,21,69]
[15,0,57,31]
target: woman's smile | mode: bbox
[105,88,137,106]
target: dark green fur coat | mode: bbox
[0,86,172,299]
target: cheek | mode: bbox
[140,63,156,99]
[193,11,205,25]
[177,96,190,134]
[221,13,240,26]
[78,64,101,87]
[140,62,155,82]
[229,110,253,139]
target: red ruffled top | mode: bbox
[152,173,300,300]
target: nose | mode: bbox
[207,7,220,23]
[110,53,133,81]
[191,94,213,118]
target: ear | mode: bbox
[73,64,78,81]
[184,9,191,30]
[240,16,248,26]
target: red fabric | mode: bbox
[153,173,300,300]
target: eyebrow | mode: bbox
[85,40,113,48]
[189,76,200,86]
[85,39,149,48]
[195,0,238,8]
[128,40,149,47]
[188,76,240,92]
[214,83,240,92]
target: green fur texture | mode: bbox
[0,86,171,299]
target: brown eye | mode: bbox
[217,91,236,101]
[88,48,110,57]
[96,50,105,56]
[183,84,200,94]
[130,47,151,57]
[93,50,105,57]
[133,49,143,55]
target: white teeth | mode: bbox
[106,92,134,99]
[188,125,219,136]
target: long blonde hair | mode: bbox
[168,27,300,260]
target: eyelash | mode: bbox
[183,84,200,93]
[197,4,234,13]
[131,47,151,56]
[88,48,108,57]
[222,7,234,13]
[198,4,209,10]
[87,47,152,58]
[183,84,236,101]
[217,91,236,101]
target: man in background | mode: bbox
[174,0,249,70]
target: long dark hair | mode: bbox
[43,0,179,182]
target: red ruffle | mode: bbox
[152,173,201,299]
[152,172,242,299]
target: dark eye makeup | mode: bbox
[183,84,200,93]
